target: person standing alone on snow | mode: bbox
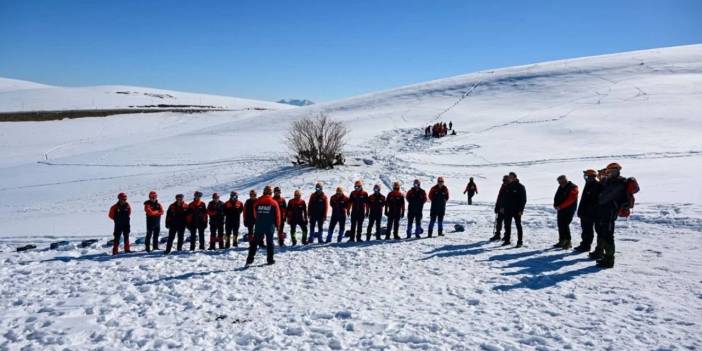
[165,194,188,254]
[385,182,405,240]
[308,183,328,244]
[109,192,132,255]
[187,191,208,251]
[286,190,308,245]
[405,179,427,238]
[349,180,369,242]
[501,172,527,247]
[553,175,579,249]
[463,177,478,205]
[366,184,386,240]
[223,191,243,248]
[428,177,449,237]
[574,170,601,253]
[143,191,163,252]
[245,185,281,267]
[327,187,350,243]
[207,193,225,250]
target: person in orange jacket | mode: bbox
[187,191,208,251]
[108,192,132,255]
[553,175,579,249]
[348,180,369,242]
[366,184,386,240]
[326,187,350,243]
[245,185,281,267]
[405,179,427,239]
[273,187,287,246]
[207,192,225,250]
[223,191,243,248]
[165,194,188,253]
[385,182,405,240]
[143,191,164,252]
[286,190,308,245]
[243,190,257,243]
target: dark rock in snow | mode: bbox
[17,244,37,252]
[50,241,70,250]
[454,224,465,232]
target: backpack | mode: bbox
[619,177,640,217]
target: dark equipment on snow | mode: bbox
[79,239,99,248]
[454,224,465,232]
[17,244,37,252]
[50,241,70,250]
[135,237,146,245]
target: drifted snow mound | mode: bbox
[0,78,291,112]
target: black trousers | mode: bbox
[246,232,274,264]
[503,213,523,243]
[386,216,401,238]
[467,194,474,205]
[112,224,130,254]
[349,213,365,241]
[494,212,505,235]
[166,227,185,253]
[145,220,160,251]
[189,226,206,250]
[209,221,224,249]
[580,216,595,248]
[406,211,422,236]
[225,220,240,247]
[289,222,308,244]
[596,219,616,260]
[367,214,382,239]
[557,211,574,243]
[309,218,324,244]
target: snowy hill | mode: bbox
[0,45,701,350]
[0,78,290,112]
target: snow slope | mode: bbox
[0,78,290,112]
[0,45,701,350]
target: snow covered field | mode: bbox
[1,45,701,350]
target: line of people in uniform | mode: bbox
[109,162,635,268]
[108,177,451,266]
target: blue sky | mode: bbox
[1,1,700,102]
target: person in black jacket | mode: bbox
[165,194,188,254]
[501,172,527,247]
[405,179,427,238]
[553,175,579,249]
[574,170,602,253]
[490,175,509,241]
[593,163,629,268]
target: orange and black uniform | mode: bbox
[109,202,131,255]
[308,192,328,244]
[385,190,405,239]
[187,199,208,250]
[366,192,385,240]
[405,187,427,238]
[554,181,579,244]
[243,198,257,240]
[165,201,188,253]
[224,199,243,247]
[207,199,225,249]
[273,195,287,244]
[349,189,369,242]
[144,200,164,251]
[246,195,281,265]
[286,198,308,245]
[326,194,350,243]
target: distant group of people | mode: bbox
[425,121,454,138]
[109,178,451,267]
[108,163,637,269]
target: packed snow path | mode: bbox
[1,203,700,350]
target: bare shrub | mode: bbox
[287,113,348,169]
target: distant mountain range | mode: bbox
[277,99,315,106]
